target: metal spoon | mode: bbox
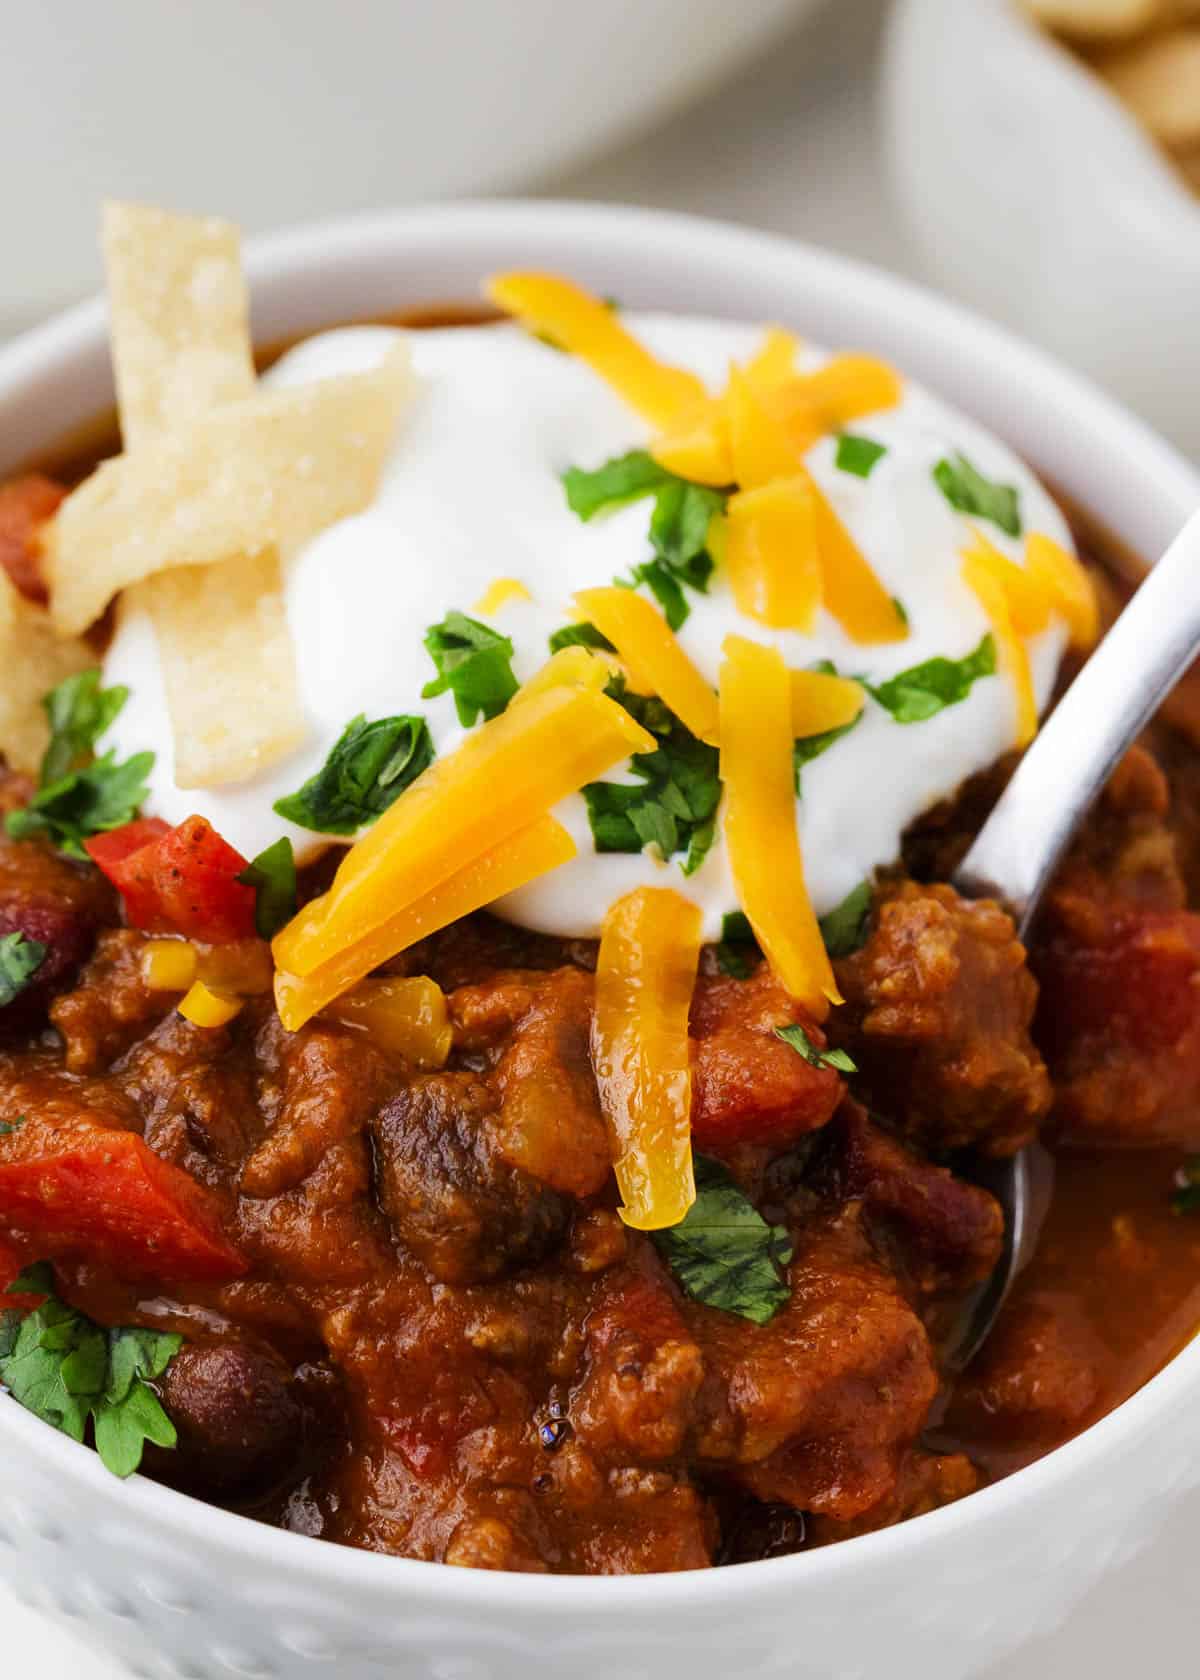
[945,507,1200,1367]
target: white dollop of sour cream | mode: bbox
[101,315,1073,942]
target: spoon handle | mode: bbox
[954,508,1200,936]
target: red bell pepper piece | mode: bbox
[0,1126,246,1284]
[85,814,257,944]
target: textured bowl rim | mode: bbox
[1,197,1198,1609]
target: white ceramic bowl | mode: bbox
[883,0,1200,460]
[0,0,820,334]
[1,200,1198,1680]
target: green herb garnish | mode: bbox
[652,1157,792,1326]
[274,713,434,835]
[0,1115,26,1137]
[236,837,298,940]
[835,435,887,479]
[583,681,720,875]
[715,909,759,979]
[818,881,873,958]
[932,453,1021,537]
[422,610,519,728]
[0,1263,181,1479]
[775,1022,857,1074]
[547,621,616,655]
[866,633,996,725]
[1171,1157,1200,1216]
[0,934,46,1009]
[561,450,675,520]
[39,669,130,786]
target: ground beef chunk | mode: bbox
[806,1448,980,1545]
[1062,745,1185,912]
[0,474,65,604]
[154,1338,311,1495]
[689,1209,938,1520]
[49,929,176,1073]
[689,968,844,1152]
[450,967,611,1197]
[830,882,1051,1157]
[944,1292,1111,1446]
[814,1101,1004,1298]
[371,1072,569,1284]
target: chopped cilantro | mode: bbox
[0,934,45,1009]
[932,453,1022,537]
[866,633,996,725]
[892,596,910,629]
[652,1157,792,1325]
[422,610,519,728]
[0,1115,26,1137]
[1171,1157,1200,1215]
[5,750,155,860]
[274,713,434,836]
[775,1022,857,1074]
[715,910,759,978]
[236,837,297,939]
[561,450,674,521]
[547,621,615,655]
[582,681,721,875]
[39,669,130,786]
[818,881,873,958]
[835,434,887,478]
[617,558,690,632]
[0,1263,181,1479]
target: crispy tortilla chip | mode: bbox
[1024,0,1167,40]
[0,572,92,772]
[49,346,413,636]
[1098,27,1200,148]
[128,552,305,788]
[102,201,256,450]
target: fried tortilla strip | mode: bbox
[49,346,413,637]
[1023,0,1169,40]
[1098,28,1200,149]
[102,201,256,449]
[0,571,92,772]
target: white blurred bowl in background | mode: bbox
[883,0,1200,459]
[1,0,820,333]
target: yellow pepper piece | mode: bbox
[141,939,198,992]
[722,478,822,631]
[743,327,801,389]
[805,467,909,644]
[791,670,866,738]
[177,980,242,1029]
[592,886,702,1231]
[273,685,652,979]
[768,354,903,451]
[962,553,1038,748]
[1025,531,1100,650]
[473,577,532,616]
[962,527,1051,636]
[486,272,707,430]
[720,634,841,1017]
[323,975,452,1068]
[512,644,619,704]
[726,366,803,490]
[575,586,720,744]
[274,816,575,1030]
[650,398,732,487]
[195,940,275,997]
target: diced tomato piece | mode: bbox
[0,1126,246,1284]
[0,474,66,604]
[86,814,257,944]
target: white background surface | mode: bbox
[3,0,1196,1671]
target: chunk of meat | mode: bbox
[806,1449,979,1546]
[117,1008,262,1185]
[444,1514,549,1572]
[1061,745,1184,913]
[372,1072,569,1284]
[688,1209,938,1520]
[814,1102,1003,1297]
[50,929,175,1074]
[1033,878,1200,1147]
[154,1338,311,1495]
[945,1292,1111,1446]
[573,1257,704,1464]
[831,882,1051,1157]
[689,969,844,1152]
[450,967,611,1197]
[0,474,65,604]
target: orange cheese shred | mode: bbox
[726,366,802,490]
[961,552,1039,749]
[591,886,702,1231]
[805,467,909,644]
[273,684,652,979]
[274,815,575,1031]
[743,327,801,389]
[473,576,532,616]
[768,354,903,452]
[791,670,866,738]
[512,645,619,704]
[962,527,1051,636]
[575,586,720,744]
[486,272,707,430]
[650,398,732,487]
[1025,531,1100,650]
[720,478,822,631]
[719,634,841,1017]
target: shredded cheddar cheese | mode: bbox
[1025,531,1100,650]
[806,468,909,644]
[719,634,841,1016]
[650,400,732,487]
[575,587,720,744]
[962,552,1039,748]
[473,577,532,616]
[790,670,867,738]
[962,527,1052,635]
[592,886,702,1231]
